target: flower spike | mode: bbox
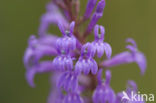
[23,1,148,103]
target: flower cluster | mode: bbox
[23,0,147,103]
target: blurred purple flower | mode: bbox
[116,80,145,103]
[39,2,68,36]
[63,92,84,103]
[102,38,147,75]
[48,72,64,103]
[93,70,116,103]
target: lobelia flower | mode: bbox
[24,35,57,68]
[39,2,68,36]
[48,72,64,103]
[52,40,73,71]
[116,80,145,103]
[57,21,77,50]
[92,24,112,58]
[92,69,116,103]
[86,0,106,33]
[24,35,58,87]
[52,21,77,71]
[63,92,84,103]
[101,38,147,75]
[75,43,98,75]
[57,70,78,92]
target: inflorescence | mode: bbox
[24,0,147,103]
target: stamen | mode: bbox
[98,34,101,38]
[61,50,65,54]
[65,30,70,36]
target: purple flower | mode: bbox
[23,1,147,103]
[84,0,97,19]
[92,70,116,103]
[92,24,112,58]
[52,54,73,71]
[26,61,54,87]
[24,35,57,68]
[24,35,58,87]
[52,21,77,71]
[116,80,145,103]
[102,38,147,75]
[52,40,73,71]
[57,71,78,92]
[86,0,106,33]
[48,72,64,103]
[58,21,77,50]
[38,2,68,36]
[63,92,84,103]
[75,43,98,75]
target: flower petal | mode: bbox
[104,42,112,59]
[135,52,147,75]
[26,69,36,88]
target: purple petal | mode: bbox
[105,70,111,85]
[63,92,84,103]
[26,69,36,88]
[92,84,116,103]
[90,59,98,75]
[94,25,105,41]
[83,60,90,75]
[99,25,105,40]
[48,73,64,103]
[104,42,112,59]
[38,34,58,46]
[70,21,75,33]
[102,51,134,67]
[97,69,103,84]
[94,25,99,40]
[36,61,54,73]
[38,3,68,36]
[23,48,34,68]
[135,52,147,75]
[25,61,54,88]
[126,38,137,48]
[58,22,66,36]
[97,43,105,58]
[127,80,138,93]
[126,45,137,53]
[75,60,83,74]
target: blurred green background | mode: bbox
[0,0,156,103]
